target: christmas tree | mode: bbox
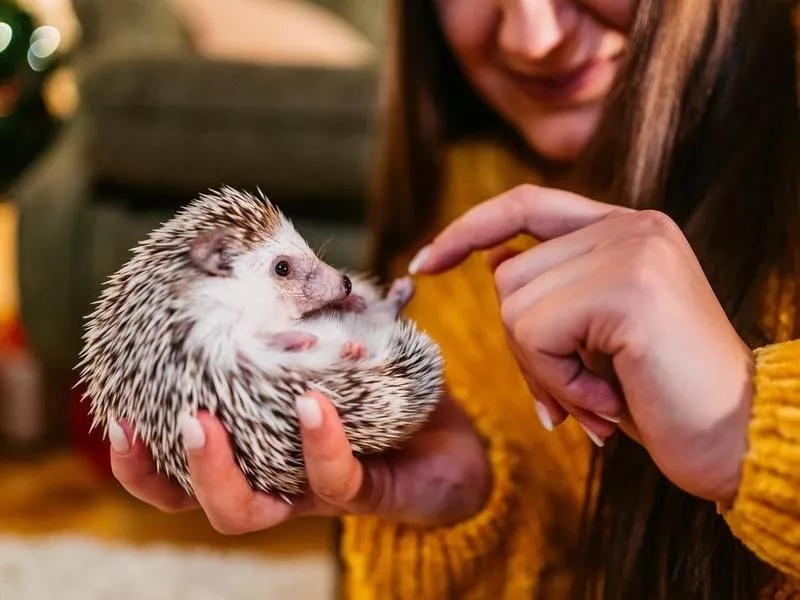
[0,0,61,190]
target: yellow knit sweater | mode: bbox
[340,140,800,598]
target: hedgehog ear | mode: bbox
[189,227,236,277]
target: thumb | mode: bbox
[296,391,382,513]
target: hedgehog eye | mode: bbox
[274,260,291,277]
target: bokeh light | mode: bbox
[0,22,12,54]
[27,24,60,71]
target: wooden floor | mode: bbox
[0,449,337,557]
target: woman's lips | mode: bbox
[507,54,621,104]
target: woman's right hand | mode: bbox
[108,390,491,534]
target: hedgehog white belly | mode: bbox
[173,309,441,499]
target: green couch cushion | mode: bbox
[79,57,378,214]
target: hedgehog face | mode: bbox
[256,223,352,318]
[188,221,351,321]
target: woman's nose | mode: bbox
[497,0,576,63]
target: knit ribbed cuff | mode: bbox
[723,340,800,580]
[339,428,522,598]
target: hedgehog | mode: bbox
[76,186,444,501]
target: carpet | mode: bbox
[0,533,336,599]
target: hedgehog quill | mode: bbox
[77,186,444,501]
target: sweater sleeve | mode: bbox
[723,339,800,580]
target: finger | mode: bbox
[500,254,624,404]
[108,419,198,513]
[526,376,570,430]
[520,368,617,445]
[524,351,623,445]
[500,247,614,347]
[578,348,618,387]
[415,184,632,274]
[577,349,625,425]
[503,330,569,428]
[512,285,628,439]
[183,411,294,534]
[494,209,700,303]
[560,402,620,445]
[498,254,629,433]
[510,334,619,443]
[492,211,650,302]
[297,391,382,514]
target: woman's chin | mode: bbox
[516,106,603,165]
[526,138,586,164]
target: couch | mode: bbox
[8,0,386,445]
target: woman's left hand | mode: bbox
[411,184,755,506]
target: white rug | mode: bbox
[0,534,336,600]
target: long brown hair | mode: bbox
[367,0,800,598]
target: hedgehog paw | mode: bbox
[392,276,415,301]
[265,331,318,352]
[380,277,415,317]
[340,340,367,360]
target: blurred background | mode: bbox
[0,0,386,597]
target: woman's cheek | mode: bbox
[579,0,635,31]
[435,0,499,63]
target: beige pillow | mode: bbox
[169,0,375,67]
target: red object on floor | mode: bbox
[0,313,111,479]
[0,315,26,350]
[69,381,114,480]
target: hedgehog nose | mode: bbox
[342,274,352,296]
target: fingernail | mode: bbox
[579,423,605,447]
[408,245,430,275]
[296,395,323,429]
[108,419,130,454]
[179,413,206,450]
[596,412,621,424]
[534,401,554,432]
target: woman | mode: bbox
[107,0,800,598]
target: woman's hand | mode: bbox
[108,390,491,534]
[411,184,754,506]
